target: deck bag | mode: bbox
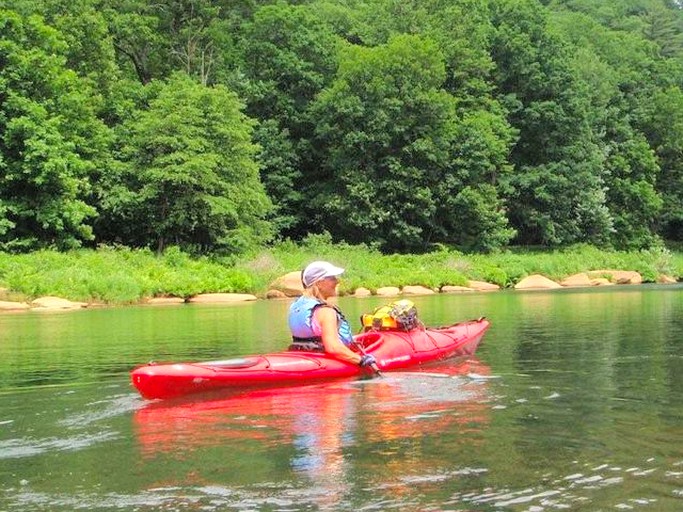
[361,299,420,332]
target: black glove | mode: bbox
[359,354,377,367]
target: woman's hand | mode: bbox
[359,354,377,367]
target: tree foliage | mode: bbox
[104,73,272,254]
[643,86,683,239]
[1,0,683,255]
[236,3,340,238]
[0,10,110,251]
[311,34,515,252]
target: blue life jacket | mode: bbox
[288,296,354,350]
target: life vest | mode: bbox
[361,299,420,332]
[288,296,354,351]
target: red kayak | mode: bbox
[131,317,490,400]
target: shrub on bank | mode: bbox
[0,241,680,305]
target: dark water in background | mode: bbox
[0,285,681,511]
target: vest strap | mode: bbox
[289,336,324,352]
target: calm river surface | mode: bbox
[0,285,682,511]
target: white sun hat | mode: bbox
[301,261,345,288]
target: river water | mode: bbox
[0,285,681,511]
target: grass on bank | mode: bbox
[0,235,681,305]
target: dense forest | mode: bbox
[1,0,683,255]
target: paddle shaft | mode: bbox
[353,341,383,376]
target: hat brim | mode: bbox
[323,266,345,278]
[302,261,346,287]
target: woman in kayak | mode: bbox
[288,261,376,368]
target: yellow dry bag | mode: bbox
[361,299,420,332]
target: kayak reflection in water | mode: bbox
[288,261,376,369]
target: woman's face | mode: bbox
[316,276,339,299]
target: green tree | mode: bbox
[252,120,302,236]
[642,3,683,57]
[105,73,272,254]
[448,185,517,252]
[99,0,262,85]
[236,3,340,238]
[404,0,498,104]
[23,0,121,94]
[604,132,662,248]
[311,34,515,252]
[238,3,339,137]
[0,10,109,251]
[100,0,172,84]
[343,0,513,133]
[492,0,613,246]
[643,86,683,239]
[550,8,667,247]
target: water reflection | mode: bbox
[134,359,492,508]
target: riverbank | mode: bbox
[0,241,681,311]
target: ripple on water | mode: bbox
[0,431,118,459]
[57,394,141,429]
[9,488,199,511]
[4,459,681,511]
[445,458,682,511]
[0,392,139,461]
[6,484,367,512]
